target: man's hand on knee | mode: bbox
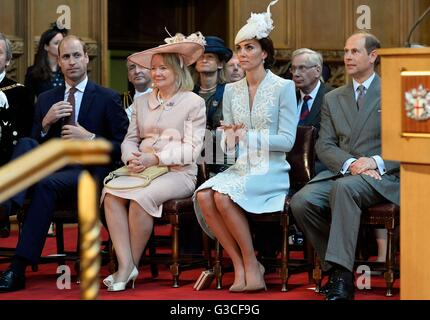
[349,157,377,175]
[361,169,381,180]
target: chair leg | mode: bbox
[313,253,322,293]
[214,240,223,290]
[169,214,180,288]
[384,225,395,297]
[280,213,289,292]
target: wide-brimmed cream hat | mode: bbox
[128,31,206,69]
[234,0,279,45]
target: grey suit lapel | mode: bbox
[349,75,380,145]
[337,83,358,129]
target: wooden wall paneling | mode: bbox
[344,0,355,39]
[228,0,267,48]
[0,0,18,35]
[194,0,228,43]
[88,0,108,86]
[0,0,26,82]
[98,0,109,86]
[274,0,296,62]
[269,0,295,50]
[108,0,192,51]
[298,0,347,50]
[227,0,235,47]
[412,0,430,46]
[186,0,196,35]
[400,0,415,46]
[351,0,401,48]
[28,0,106,84]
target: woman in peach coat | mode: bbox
[101,32,207,292]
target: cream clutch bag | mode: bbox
[103,165,168,190]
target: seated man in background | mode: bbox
[291,48,333,175]
[224,53,244,83]
[122,58,152,120]
[0,35,129,292]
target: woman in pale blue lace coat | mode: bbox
[194,17,298,291]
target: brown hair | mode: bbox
[258,37,275,69]
[58,35,88,56]
[351,31,381,66]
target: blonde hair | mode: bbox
[155,53,194,91]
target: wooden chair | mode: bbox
[313,202,400,297]
[362,203,399,296]
[213,125,318,291]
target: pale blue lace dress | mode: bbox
[193,70,299,238]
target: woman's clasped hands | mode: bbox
[127,151,159,173]
[219,121,247,149]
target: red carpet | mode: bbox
[0,226,399,300]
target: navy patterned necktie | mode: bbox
[299,95,312,125]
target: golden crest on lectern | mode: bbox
[401,71,430,135]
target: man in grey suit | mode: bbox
[290,31,400,300]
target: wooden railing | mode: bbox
[0,139,111,203]
[0,138,112,300]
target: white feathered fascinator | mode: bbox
[234,0,279,45]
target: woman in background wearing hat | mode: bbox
[177,36,233,256]
[193,36,235,180]
[194,0,299,293]
[101,32,207,292]
[194,36,232,132]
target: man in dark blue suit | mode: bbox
[0,35,129,292]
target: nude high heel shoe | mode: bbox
[244,262,267,292]
[229,283,246,293]
[108,266,139,292]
